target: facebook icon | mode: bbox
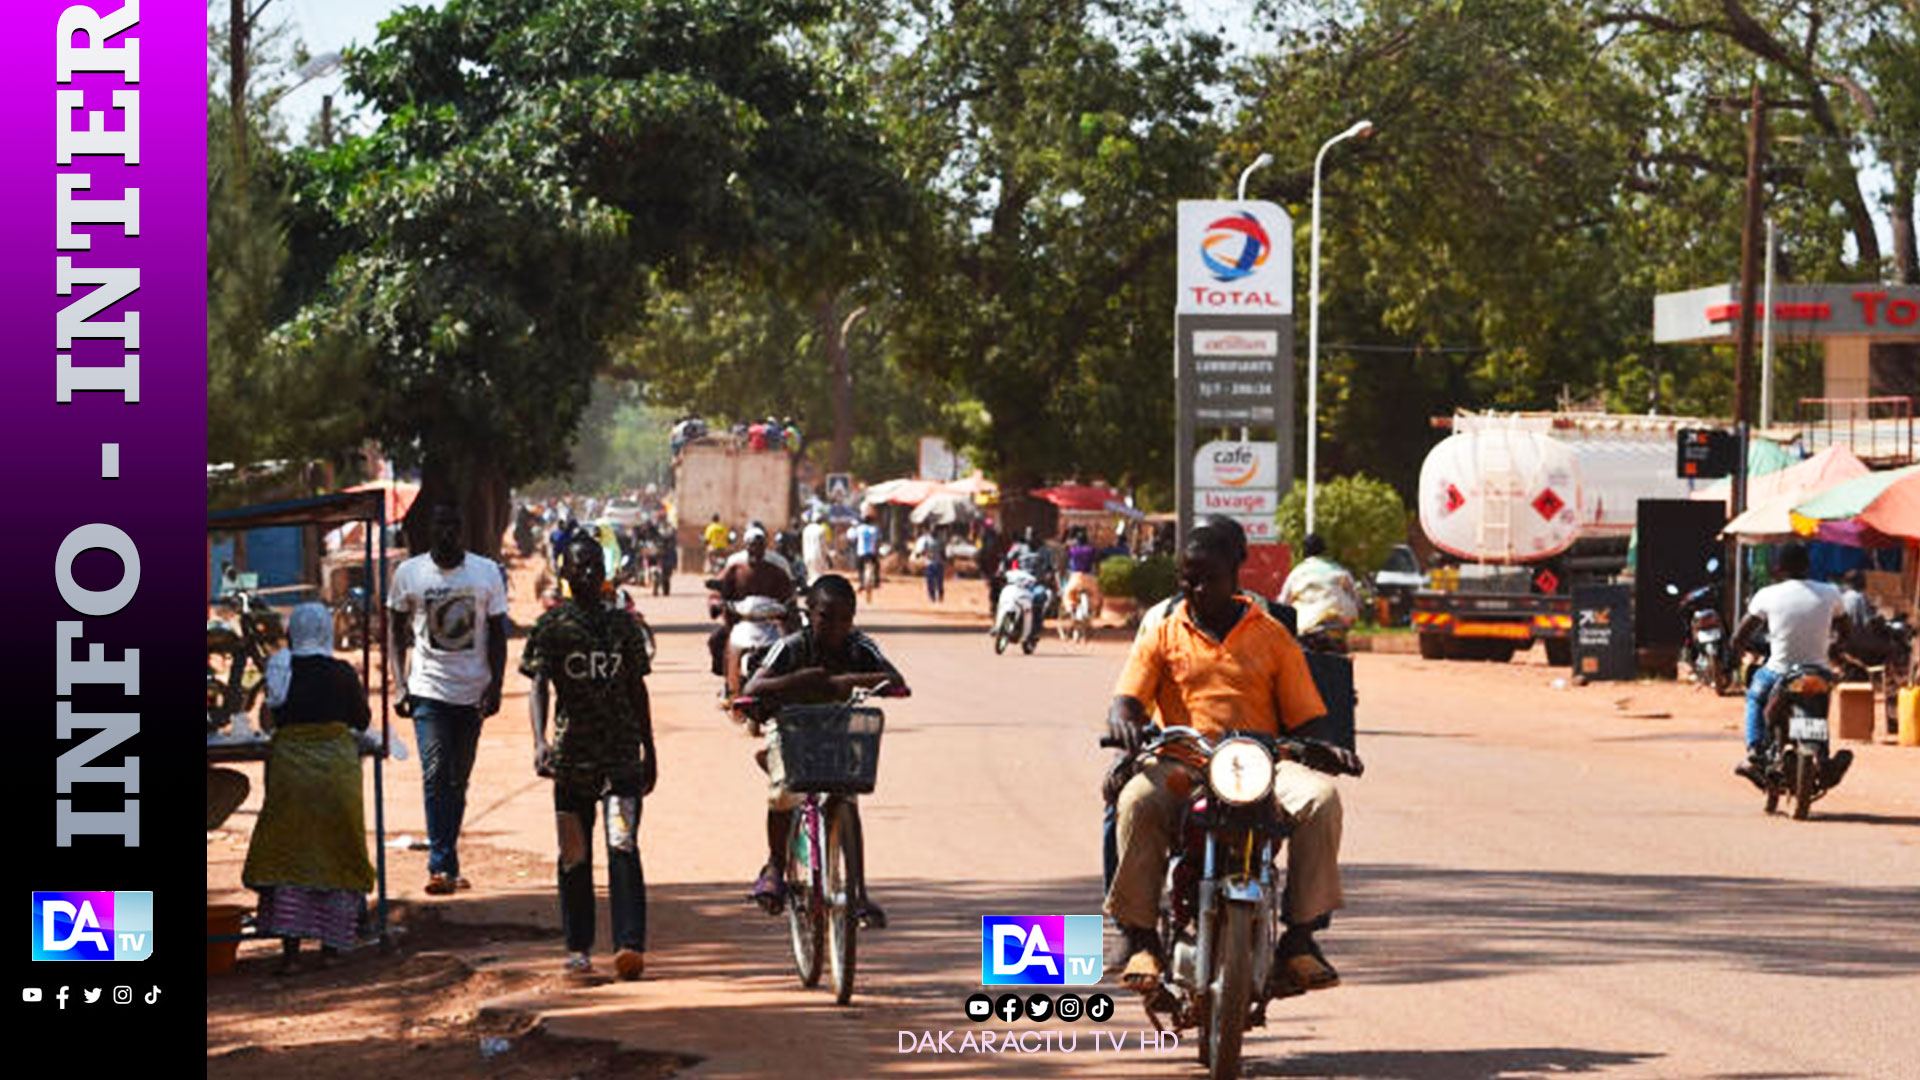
[980,916,1103,985]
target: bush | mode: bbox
[1097,555,1137,599]
[1276,474,1408,577]
[1131,555,1178,608]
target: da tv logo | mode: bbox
[981,916,1102,985]
[31,892,153,961]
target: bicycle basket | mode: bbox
[768,704,885,794]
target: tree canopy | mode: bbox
[212,0,1919,525]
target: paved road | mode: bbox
[344,568,1920,1078]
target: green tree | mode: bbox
[856,0,1229,488]
[272,0,902,555]
[1276,474,1408,576]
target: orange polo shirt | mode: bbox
[1116,598,1326,739]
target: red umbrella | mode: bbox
[1031,484,1128,512]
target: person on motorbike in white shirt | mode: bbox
[1277,533,1360,652]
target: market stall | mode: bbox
[207,490,395,956]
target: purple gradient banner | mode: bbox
[1,1,204,1044]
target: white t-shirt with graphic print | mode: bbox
[388,552,510,706]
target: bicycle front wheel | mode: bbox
[827,800,862,1004]
[786,807,825,987]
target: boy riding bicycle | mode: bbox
[742,574,908,927]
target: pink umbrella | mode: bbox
[1692,446,1868,508]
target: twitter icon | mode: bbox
[82,988,102,1004]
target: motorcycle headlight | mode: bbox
[1207,738,1275,806]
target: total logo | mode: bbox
[1200,212,1270,282]
[981,916,1103,985]
[31,892,154,961]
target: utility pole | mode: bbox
[1730,77,1767,630]
[1734,78,1767,431]
[320,94,334,147]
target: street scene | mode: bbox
[205,1,1920,1077]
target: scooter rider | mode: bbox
[1731,542,1853,787]
[1105,523,1350,999]
[743,574,908,926]
[1004,528,1057,645]
[710,527,796,694]
[1278,533,1360,653]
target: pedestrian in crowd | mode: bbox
[915,525,947,603]
[703,513,731,574]
[802,512,833,582]
[524,535,658,981]
[977,526,1006,614]
[388,502,510,895]
[852,514,883,598]
[245,603,375,972]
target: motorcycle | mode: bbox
[1750,664,1852,819]
[1666,558,1732,694]
[331,585,375,651]
[993,569,1046,655]
[207,588,285,734]
[1100,725,1361,1080]
[1835,612,1915,736]
[728,594,790,698]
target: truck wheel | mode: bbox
[1545,639,1572,667]
[1418,633,1448,661]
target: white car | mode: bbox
[603,499,646,528]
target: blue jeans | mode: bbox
[413,698,484,877]
[1744,667,1783,753]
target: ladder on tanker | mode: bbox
[1474,423,1520,564]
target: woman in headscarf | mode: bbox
[243,603,375,972]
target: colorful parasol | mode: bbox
[1789,463,1920,542]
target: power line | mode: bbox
[1324,343,1489,354]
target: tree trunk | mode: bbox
[229,0,249,188]
[404,459,511,562]
[1891,149,1918,285]
[821,295,854,476]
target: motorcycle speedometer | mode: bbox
[1208,738,1275,805]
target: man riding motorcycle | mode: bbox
[709,527,797,695]
[1002,528,1058,645]
[1731,542,1854,788]
[1277,533,1360,653]
[1106,524,1349,999]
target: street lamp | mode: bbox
[1306,119,1373,533]
[1236,152,1273,201]
[1234,153,1274,442]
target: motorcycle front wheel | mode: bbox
[993,616,1011,655]
[1205,903,1254,1080]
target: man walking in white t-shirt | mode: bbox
[801,514,832,582]
[389,502,511,895]
[1731,542,1852,785]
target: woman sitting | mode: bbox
[243,603,375,972]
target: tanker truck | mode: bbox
[1411,412,1706,664]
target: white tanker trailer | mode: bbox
[1411,412,1707,664]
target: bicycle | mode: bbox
[736,686,894,1005]
[1067,584,1098,641]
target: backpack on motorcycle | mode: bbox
[1301,651,1357,753]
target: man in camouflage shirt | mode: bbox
[524,534,658,981]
